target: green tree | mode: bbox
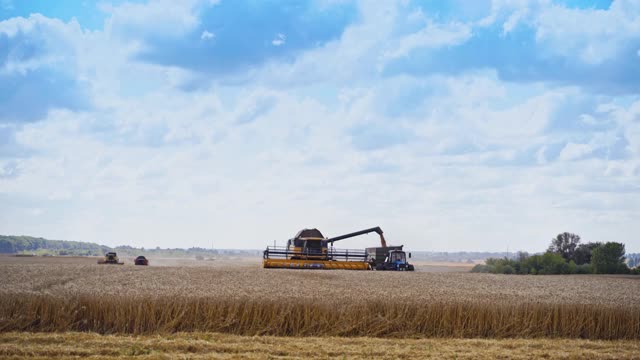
[591,242,628,274]
[575,263,593,274]
[573,242,602,265]
[539,252,570,274]
[548,232,581,262]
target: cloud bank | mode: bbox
[1,0,639,252]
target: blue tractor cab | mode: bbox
[375,249,415,271]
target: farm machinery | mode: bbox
[134,256,149,266]
[263,226,414,271]
[97,252,124,265]
[367,246,414,271]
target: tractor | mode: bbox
[373,248,414,271]
[134,256,149,266]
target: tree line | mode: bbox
[472,232,639,275]
[0,235,110,256]
[0,235,224,257]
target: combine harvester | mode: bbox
[263,226,414,271]
[97,252,124,265]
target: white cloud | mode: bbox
[579,114,599,126]
[101,0,201,38]
[2,2,640,253]
[603,99,640,157]
[271,33,286,46]
[559,142,594,161]
[252,2,398,86]
[200,30,215,40]
[383,21,472,60]
[488,0,640,65]
[502,8,528,34]
[3,75,640,251]
[534,2,640,65]
[0,14,83,76]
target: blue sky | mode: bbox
[1,0,639,252]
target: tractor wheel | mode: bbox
[407,264,415,271]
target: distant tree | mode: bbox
[548,232,581,262]
[576,263,593,274]
[538,252,570,274]
[591,242,628,274]
[0,239,15,253]
[0,235,109,254]
[573,242,602,265]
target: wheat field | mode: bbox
[2,256,639,358]
[2,332,639,359]
[1,255,639,341]
[2,256,637,306]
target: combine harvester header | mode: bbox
[263,226,411,270]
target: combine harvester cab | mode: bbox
[97,252,124,265]
[263,227,384,270]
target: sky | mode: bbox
[1,0,639,252]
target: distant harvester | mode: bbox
[97,252,124,265]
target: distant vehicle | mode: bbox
[134,256,149,266]
[97,252,124,265]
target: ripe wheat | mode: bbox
[1,294,638,338]
[1,257,639,339]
